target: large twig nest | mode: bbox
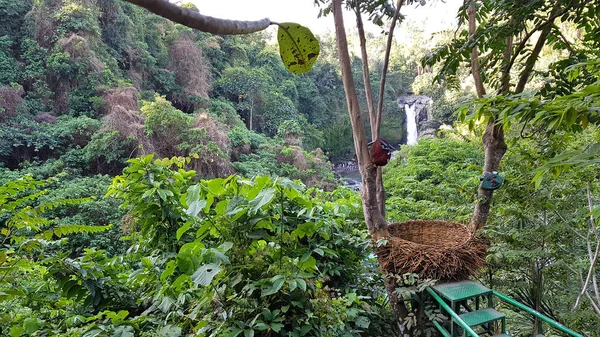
[376,220,488,281]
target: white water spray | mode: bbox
[405,104,418,145]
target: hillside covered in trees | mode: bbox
[1,0,600,336]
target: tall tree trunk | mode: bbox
[468,1,508,231]
[355,6,391,218]
[355,7,376,135]
[331,0,417,331]
[532,259,544,335]
[249,97,254,131]
[471,122,507,230]
[332,0,387,240]
[471,3,560,230]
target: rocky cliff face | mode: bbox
[397,95,441,141]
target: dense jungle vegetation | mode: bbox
[1,0,599,336]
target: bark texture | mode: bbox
[470,1,563,230]
[467,2,486,98]
[123,0,271,35]
[471,122,507,230]
[332,0,388,240]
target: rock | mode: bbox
[419,120,443,139]
[397,95,435,141]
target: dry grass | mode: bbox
[103,87,139,114]
[168,37,211,104]
[57,34,104,72]
[189,113,235,178]
[34,112,58,124]
[376,220,488,281]
[0,85,25,120]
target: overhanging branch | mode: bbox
[122,0,272,35]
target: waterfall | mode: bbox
[405,104,418,145]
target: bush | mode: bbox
[384,138,484,223]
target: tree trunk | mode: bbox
[467,1,508,231]
[355,7,388,217]
[249,97,253,131]
[470,121,507,230]
[332,0,387,240]
[467,2,486,98]
[331,0,420,332]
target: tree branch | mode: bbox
[122,0,272,35]
[498,17,514,95]
[355,3,389,218]
[585,291,600,316]
[375,0,403,137]
[573,184,600,310]
[514,18,554,93]
[506,2,573,80]
[355,4,377,135]
[467,0,486,98]
[553,25,577,56]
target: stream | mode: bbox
[333,163,362,191]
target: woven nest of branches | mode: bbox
[376,220,488,281]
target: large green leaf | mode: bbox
[23,318,40,335]
[177,242,205,275]
[277,23,319,75]
[192,263,222,287]
[249,188,276,214]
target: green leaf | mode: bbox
[186,184,201,206]
[249,188,276,214]
[186,200,207,217]
[192,263,221,286]
[224,328,243,337]
[207,178,226,195]
[277,23,320,75]
[10,326,25,337]
[296,278,307,292]
[262,275,285,296]
[23,318,40,334]
[176,221,193,240]
[161,260,177,282]
[112,325,135,337]
[271,323,284,332]
[355,316,370,329]
[177,242,205,274]
[244,330,255,337]
[289,279,298,291]
[157,324,182,337]
[301,251,311,263]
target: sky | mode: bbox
[191,0,463,39]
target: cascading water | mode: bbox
[405,104,418,145]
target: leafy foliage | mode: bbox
[384,137,483,223]
[0,156,397,336]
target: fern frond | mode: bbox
[51,224,113,238]
[33,197,94,215]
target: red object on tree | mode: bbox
[371,138,395,166]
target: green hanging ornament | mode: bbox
[480,171,504,190]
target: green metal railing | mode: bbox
[493,291,584,337]
[426,287,479,337]
[433,320,452,337]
